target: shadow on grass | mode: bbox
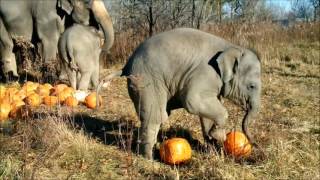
[1,108,267,166]
[14,110,265,164]
[69,113,211,161]
[66,113,266,164]
[72,113,135,150]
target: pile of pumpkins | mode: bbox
[0,81,102,121]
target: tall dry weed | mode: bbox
[105,22,320,72]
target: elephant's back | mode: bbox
[122,28,231,77]
[65,25,96,39]
[64,25,100,49]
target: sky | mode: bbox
[268,0,292,12]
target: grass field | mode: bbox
[1,22,319,179]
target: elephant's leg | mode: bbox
[200,117,215,142]
[200,117,217,152]
[0,1,33,80]
[35,13,62,82]
[0,18,18,79]
[76,72,81,88]
[90,60,100,89]
[65,67,77,90]
[185,94,227,143]
[59,60,69,80]
[90,69,99,89]
[200,116,227,154]
[78,71,91,91]
[35,13,62,63]
[128,79,168,159]
[139,111,162,159]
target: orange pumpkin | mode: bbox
[3,94,22,104]
[25,93,42,107]
[15,90,27,101]
[0,85,6,100]
[64,96,78,107]
[159,138,192,165]
[4,87,18,97]
[51,84,68,95]
[224,131,252,158]
[36,85,51,97]
[84,92,102,109]
[57,87,74,103]
[0,101,11,121]
[43,96,59,107]
[18,90,36,100]
[22,81,33,89]
[9,100,26,118]
[43,83,53,90]
[1,87,19,104]
[63,87,75,94]
[22,81,39,92]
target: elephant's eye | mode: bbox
[247,84,256,90]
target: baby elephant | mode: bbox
[98,28,262,159]
[59,24,102,90]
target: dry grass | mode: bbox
[1,22,320,179]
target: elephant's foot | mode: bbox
[139,142,154,160]
[201,141,216,154]
[203,136,224,155]
[202,128,226,155]
[3,53,19,82]
[210,128,226,143]
[4,71,19,83]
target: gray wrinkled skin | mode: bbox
[0,0,114,81]
[100,28,261,159]
[59,24,101,90]
[0,0,63,78]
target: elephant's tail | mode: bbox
[96,70,123,108]
[58,36,70,66]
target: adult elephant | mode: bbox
[98,28,262,159]
[0,0,114,81]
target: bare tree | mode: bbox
[191,0,196,27]
[119,0,198,35]
[310,0,320,21]
[194,0,215,28]
[165,0,192,29]
[235,0,259,21]
[254,0,273,21]
[119,0,168,36]
[217,0,223,22]
[291,0,313,22]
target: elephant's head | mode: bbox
[217,47,261,143]
[58,0,114,51]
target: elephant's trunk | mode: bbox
[91,0,114,52]
[242,97,260,144]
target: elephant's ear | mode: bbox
[217,47,244,83]
[58,0,73,15]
